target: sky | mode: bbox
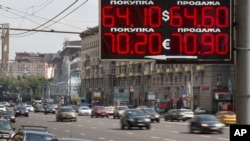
[0,0,98,59]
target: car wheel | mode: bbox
[113,115,116,119]
[189,126,193,133]
[127,123,131,130]
[146,125,151,130]
[117,116,120,119]
[157,119,160,123]
[91,115,93,118]
[56,118,59,122]
[106,115,109,118]
[121,123,125,129]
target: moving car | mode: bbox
[194,107,207,115]
[120,109,151,130]
[0,105,6,112]
[34,105,45,113]
[20,125,49,133]
[91,106,109,118]
[56,106,77,122]
[140,108,160,123]
[105,106,115,115]
[11,128,57,141]
[164,109,194,122]
[0,118,16,140]
[25,105,34,112]
[215,111,236,125]
[113,106,129,119]
[78,106,91,116]
[189,114,225,134]
[14,106,29,117]
[0,110,16,123]
[44,105,56,114]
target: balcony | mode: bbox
[156,69,163,74]
[99,64,103,67]
[144,70,151,76]
[116,74,120,78]
[120,73,126,77]
[121,61,126,66]
[184,67,190,72]
[134,72,141,77]
[129,61,134,65]
[129,72,134,76]
[175,68,182,73]
[166,68,173,73]
[196,65,205,71]
[115,62,121,66]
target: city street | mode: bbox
[12,112,230,141]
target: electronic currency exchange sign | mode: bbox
[100,0,233,63]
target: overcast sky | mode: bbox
[0,0,98,59]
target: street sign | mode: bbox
[100,0,233,63]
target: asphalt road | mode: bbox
[12,112,230,141]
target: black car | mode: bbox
[15,106,29,117]
[0,119,16,140]
[0,110,16,123]
[44,105,56,114]
[140,108,160,123]
[120,109,151,130]
[189,114,225,134]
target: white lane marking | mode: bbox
[98,137,105,140]
[170,131,178,134]
[164,139,176,141]
[92,127,96,129]
[165,125,172,127]
[127,132,134,135]
[87,120,91,122]
[81,133,86,136]
[218,138,229,141]
[112,124,117,126]
[109,140,115,141]
[53,128,57,130]
[65,130,70,132]
[151,136,160,139]
[200,135,210,138]
[78,125,82,127]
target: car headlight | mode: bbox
[146,115,150,118]
[201,124,208,127]
[155,114,160,118]
[144,118,151,122]
[128,118,135,121]
[11,116,15,119]
[215,123,225,127]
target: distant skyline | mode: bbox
[0,0,98,59]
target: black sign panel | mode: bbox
[100,0,233,63]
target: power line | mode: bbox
[0,27,81,34]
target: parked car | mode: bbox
[44,105,56,114]
[34,105,45,113]
[189,114,225,134]
[164,109,194,122]
[14,106,29,117]
[0,118,16,140]
[113,106,129,119]
[91,106,109,118]
[78,106,91,116]
[0,110,16,123]
[215,111,236,125]
[120,109,151,130]
[140,108,160,123]
[25,105,34,112]
[105,106,115,115]
[56,106,77,122]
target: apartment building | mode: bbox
[8,52,55,79]
[79,26,235,113]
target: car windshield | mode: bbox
[199,115,219,121]
[96,106,105,110]
[81,107,89,110]
[127,110,145,116]
[0,120,12,130]
[17,107,26,110]
[26,133,55,141]
[0,105,5,108]
[61,108,74,112]
[1,110,13,115]
[143,108,157,113]
[118,107,128,110]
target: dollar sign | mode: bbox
[162,10,169,22]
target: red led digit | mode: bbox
[135,33,147,55]
[216,34,228,55]
[170,6,182,27]
[149,33,162,54]
[102,6,115,27]
[202,34,215,55]
[184,33,197,55]
[104,33,115,53]
[202,6,214,28]
[148,6,162,27]
[184,7,197,27]
[116,7,130,26]
[117,33,130,54]
[216,7,228,28]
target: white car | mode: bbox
[25,105,34,112]
[105,106,115,115]
[78,106,91,116]
[0,105,6,111]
